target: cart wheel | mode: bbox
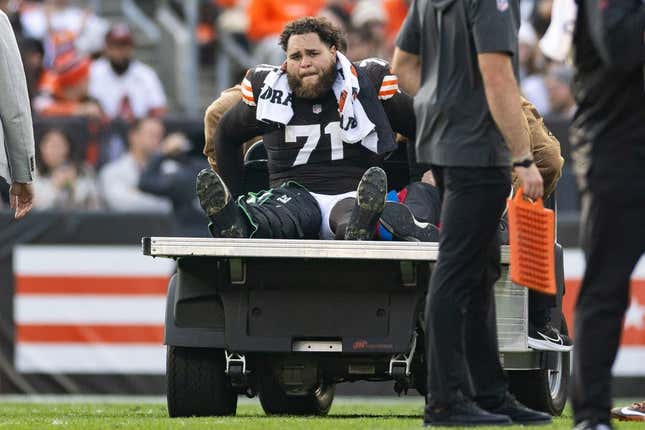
[508,316,570,416]
[258,371,335,416]
[167,346,237,417]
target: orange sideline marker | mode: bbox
[507,188,556,295]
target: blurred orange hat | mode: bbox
[52,51,91,89]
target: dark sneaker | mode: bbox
[573,419,612,430]
[424,398,512,427]
[529,322,573,352]
[379,202,439,242]
[483,393,552,425]
[195,169,248,238]
[611,401,645,422]
[345,167,387,240]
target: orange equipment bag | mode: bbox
[507,188,556,295]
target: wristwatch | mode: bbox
[512,157,534,168]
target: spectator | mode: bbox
[317,4,351,34]
[34,128,100,210]
[0,0,22,35]
[544,64,576,121]
[18,37,45,100]
[383,0,410,48]
[346,1,388,61]
[139,133,210,237]
[98,117,171,213]
[33,51,103,118]
[89,24,168,121]
[530,0,553,37]
[538,0,577,62]
[518,22,550,114]
[246,0,325,65]
[20,0,108,59]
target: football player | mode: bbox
[196,17,415,240]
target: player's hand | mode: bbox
[9,182,35,219]
[513,163,543,200]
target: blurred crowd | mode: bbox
[0,0,578,229]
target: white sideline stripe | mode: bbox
[564,249,645,279]
[16,344,165,374]
[613,347,645,376]
[14,245,175,276]
[15,296,165,324]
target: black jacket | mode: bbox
[571,0,645,193]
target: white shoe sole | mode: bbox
[528,337,573,352]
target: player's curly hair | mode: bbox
[279,17,347,52]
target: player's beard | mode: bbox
[288,62,337,99]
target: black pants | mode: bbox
[404,181,441,226]
[236,183,322,239]
[425,166,510,407]
[406,181,555,327]
[571,189,645,424]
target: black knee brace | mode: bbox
[237,183,322,239]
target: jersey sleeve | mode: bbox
[357,58,400,101]
[470,0,517,56]
[240,65,280,107]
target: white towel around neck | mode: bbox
[255,52,379,152]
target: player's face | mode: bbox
[286,33,337,99]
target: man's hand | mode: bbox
[9,182,34,219]
[421,169,436,186]
[514,164,543,200]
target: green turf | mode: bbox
[0,401,641,429]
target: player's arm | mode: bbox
[213,101,266,196]
[360,58,417,141]
[584,0,645,68]
[382,90,416,141]
[204,86,242,171]
[391,48,421,96]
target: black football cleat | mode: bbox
[344,167,387,240]
[379,202,440,242]
[196,169,249,238]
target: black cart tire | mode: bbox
[508,317,570,416]
[258,372,335,416]
[167,346,237,417]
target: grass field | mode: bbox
[0,398,642,429]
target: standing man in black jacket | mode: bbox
[394,0,551,426]
[570,1,645,429]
